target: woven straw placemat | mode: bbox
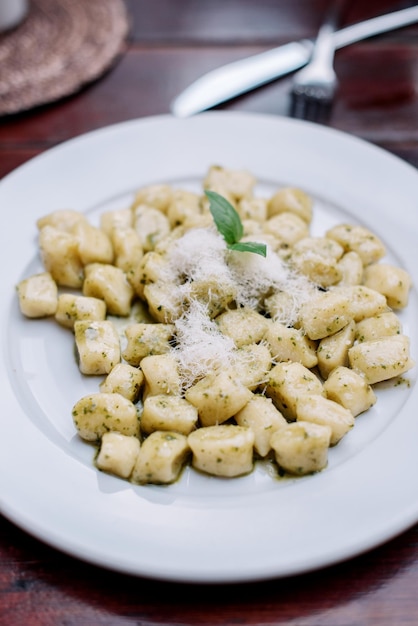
[0,0,129,116]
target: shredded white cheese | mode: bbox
[163,226,316,387]
[172,298,237,388]
[228,241,315,316]
[163,227,229,284]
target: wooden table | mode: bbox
[1,1,417,623]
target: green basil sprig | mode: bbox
[205,190,267,257]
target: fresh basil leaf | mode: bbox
[205,189,268,258]
[205,190,243,245]
[228,241,267,257]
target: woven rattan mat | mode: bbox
[0,0,129,115]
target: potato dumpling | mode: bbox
[326,223,385,266]
[96,432,140,479]
[215,307,269,347]
[203,164,256,201]
[131,183,174,214]
[291,236,344,287]
[265,320,317,368]
[100,207,132,236]
[55,294,106,329]
[293,236,343,260]
[291,253,342,288]
[141,395,198,435]
[348,335,414,384]
[186,274,237,319]
[39,226,84,288]
[355,312,402,343]
[83,263,134,317]
[316,321,355,380]
[232,343,272,390]
[73,221,114,266]
[17,272,58,318]
[141,353,182,397]
[72,392,139,441]
[132,250,168,299]
[235,395,287,457]
[241,218,263,236]
[363,263,412,309]
[143,281,183,323]
[267,187,313,223]
[270,422,332,475]
[264,290,310,327]
[131,431,189,484]
[99,363,144,402]
[74,320,120,375]
[122,323,174,366]
[344,285,388,322]
[296,395,355,446]
[36,208,87,233]
[266,361,324,421]
[300,289,353,340]
[324,366,376,417]
[237,197,268,223]
[185,370,252,426]
[111,226,144,284]
[166,189,202,228]
[263,212,309,248]
[188,424,255,477]
[133,204,171,252]
[336,251,363,286]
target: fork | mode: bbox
[289,0,345,123]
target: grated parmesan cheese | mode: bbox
[228,241,316,317]
[163,227,229,283]
[171,298,237,388]
[161,225,316,387]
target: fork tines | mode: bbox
[289,0,344,123]
[290,84,335,123]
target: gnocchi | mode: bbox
[188,425,255,478]
[17,272,58,318]
[17,165,414,485]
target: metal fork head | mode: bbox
[289,0,343,123]
[290,72,337,123]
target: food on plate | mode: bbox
[188,424,255,477]
[17,164,414,485]
[16,272,58,318]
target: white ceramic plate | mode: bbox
[1,112,417,584]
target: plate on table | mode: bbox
[0,112,417,583]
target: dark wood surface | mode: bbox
[1,1,418,624]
